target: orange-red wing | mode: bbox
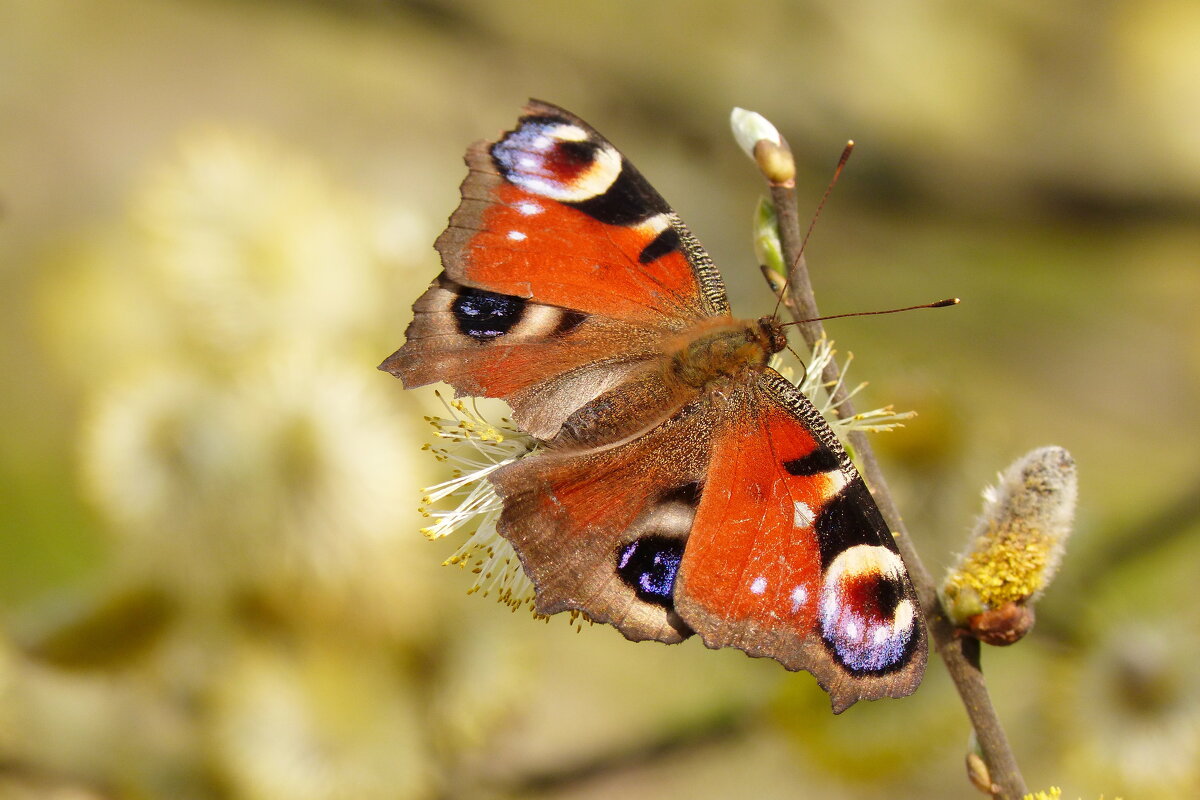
[674,372,926,712]
[383,100,730,439]
[437,99,729,325]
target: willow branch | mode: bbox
[767,180,1028,800]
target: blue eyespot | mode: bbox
[616,535,684,609]
[451,288,526,341]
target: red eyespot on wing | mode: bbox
[818,545,918,675]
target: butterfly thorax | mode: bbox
[667,316,787,390]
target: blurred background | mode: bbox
[2,1,1199,798]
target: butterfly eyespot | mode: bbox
[492,118,622,204]
[451,288,527,342]
[615,535,685,609]
[660,481,702,507]
[819,545,917,674]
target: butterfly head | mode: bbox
[757,315,789,357]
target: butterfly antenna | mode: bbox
[800,141,855,265]
[784,342,809,386]
[780,297,961,328]
[770,141,856,320]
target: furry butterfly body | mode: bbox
[382,101,926,711]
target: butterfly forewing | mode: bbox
[674,372,925,711]
[383,100,730,439]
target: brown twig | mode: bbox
[768,173,1028,800]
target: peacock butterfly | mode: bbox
[381,100,926,711]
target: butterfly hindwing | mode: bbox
[490,405,714,644]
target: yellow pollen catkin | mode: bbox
[942,447,1077,625]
